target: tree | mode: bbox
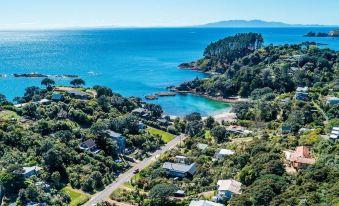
[185,120,203,137]
[82,177,94,193]
[23,86,41,102]
[0,93,10,106]
[185,112,202,122]
[93,85,113,97]
[43,148,64,173]
[211,126,228,143]
[148,183,177,201]
[204,116,215,129]
[70,78,85,87]
[145,104,163,118]
[41,78,55,88]
[90,171,104,190]
[51,171,61,187]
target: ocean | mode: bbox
[0,27,338,116]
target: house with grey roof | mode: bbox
[162,162,197,177]
[217,179,242,200]
[67,90,89,100]
[215,149,235,160]
[105,130,126,154]
[80,139,100,154]
[197,143,208,151]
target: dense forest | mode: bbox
[0,81,172,205]
[177,33,338,98]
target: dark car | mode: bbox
[133,169,140,174]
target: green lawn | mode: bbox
[61,186,90,206]
[147,127,175,143]
[0,110,19,121]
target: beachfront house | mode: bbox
[284,146,315,170]
[80,139,100,154]
[330,127,339,140]
[14,166,42,179]
[131,107,150,118]
[162,162,197,178]
[105,130,126,154]
[189,200,224,206]
[51,93,64,101]
[157,118,169,126]
[326,97,339,106]
[216,179,242,200]
[215,149,235,160]
[67,90,89,100]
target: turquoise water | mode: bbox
[0,28,338,116]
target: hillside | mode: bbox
[197,19,333,28]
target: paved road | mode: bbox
[84,134,186,206]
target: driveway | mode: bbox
[84,134,186,205]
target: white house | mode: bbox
[217,179,242,199]
[215,149,235,159]
[189,200,224,206]
[14,166,42,179]
[330,127,339,140]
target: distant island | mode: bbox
[197,19,337,28]
[304,29,339,37]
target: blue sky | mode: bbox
[1,0,338,29]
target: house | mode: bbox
[57,109,68,119]
[326,97,339,106]
[174,190,185,197]
[217,179,242,199]
[215,149,235,159]
[284,146,315,170]
[38,99,51,105]
[295,92,309,101]
[296,87,309,93]
[197,143,208,150]
[281,125,292,134]
[80,139,100,154]
[105,130,126,154]
[175,155,188,164]
[131,108,150,118]
[157,118,169,126]
[137,121,145,130]
[226,125,252,135]
[295,87,309,101]
[330,127,339,140]
[189,200,224,206]
[298,128,314,134]
[51,93,64,101]
[14,166,42,179]
[67,90,89,100]
[162,162,197,177]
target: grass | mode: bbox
[61,186,90,206]
[147,127,175,143]
[123,181,134,189]
[0,110,19,121]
